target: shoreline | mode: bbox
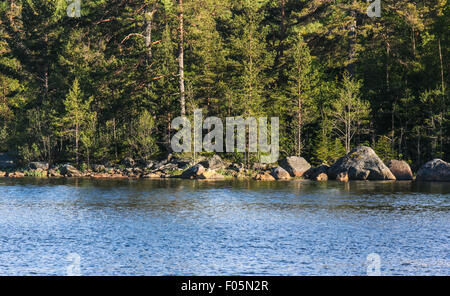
[1,146,449,182]
[2,170,449,183]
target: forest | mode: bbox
[0,0,448,170]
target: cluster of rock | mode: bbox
[254,146,449,182]
[327,146,397,181]
[416,159,450,182]
[0,146,449,182]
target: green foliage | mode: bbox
[312,132,346,166]
[126,110,158,161]
[374,136,396,163]
[0,0,448,167]
[330,73,371,153]
[57,78,95,165]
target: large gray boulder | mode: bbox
[279,156,311,177]
[416,159,450,182]
[387,160,413,180]
[328,146,396,181]
[181,164,206,179]
[59,164,82,177]
[0,153,17,169]
[271,166,291,180]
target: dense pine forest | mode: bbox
[0,0,448,170]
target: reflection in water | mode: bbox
[0,178,448,275]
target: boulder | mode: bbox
[0,153,17,169]
[271,166,291,180]
[416,159,450,182]
[314,173,328,181]
[90,173,110,179]
[110,174,128,179]
[254,172,276,181]
[48,169,62,177]
[199,155,226,170]
[142,172,163,178]
[279,156,311,177]
[197,169,225,180]
[181,164,206,179]
[8,171,24,178]
[387,160,413,180]
[122,157,135,167]
[328,146,396,181]
[304,164,329,180]
[59,164,82,177]
[28,162,49,170]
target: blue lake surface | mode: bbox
[0,178,448,275]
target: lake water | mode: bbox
[0,178,448,276]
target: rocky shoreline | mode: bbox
[1,146,449,182]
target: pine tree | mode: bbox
[330,72,370,153]
[285,32,318,156]
[59,78,94,166]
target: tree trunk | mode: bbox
[274,0,286,66]
[348,1,357,77]
[417,130,420,165]
[178,0,186,116]
[75,122,79,166]
[145,8,156,64]
[113,117,117,160]
[438,38,445,157]
[297,67,302,156]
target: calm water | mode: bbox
[0,178,448,276]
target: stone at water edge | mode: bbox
[254,172,276,181]
[304,164,329,180]
[197,169,225,180]
[181,164,206,179]
[59,164,82,177]
[142,172,163,178]
[387,160,413,180]
[314,173,328,181]
[271,166,291,180]
[416,159,450,182]
[279,156,311,177]
[48,169,62,177]
[327,146,396,181]
[8,171,25,178]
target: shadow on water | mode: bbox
[0,178,448,214]
[2,177,450,192]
